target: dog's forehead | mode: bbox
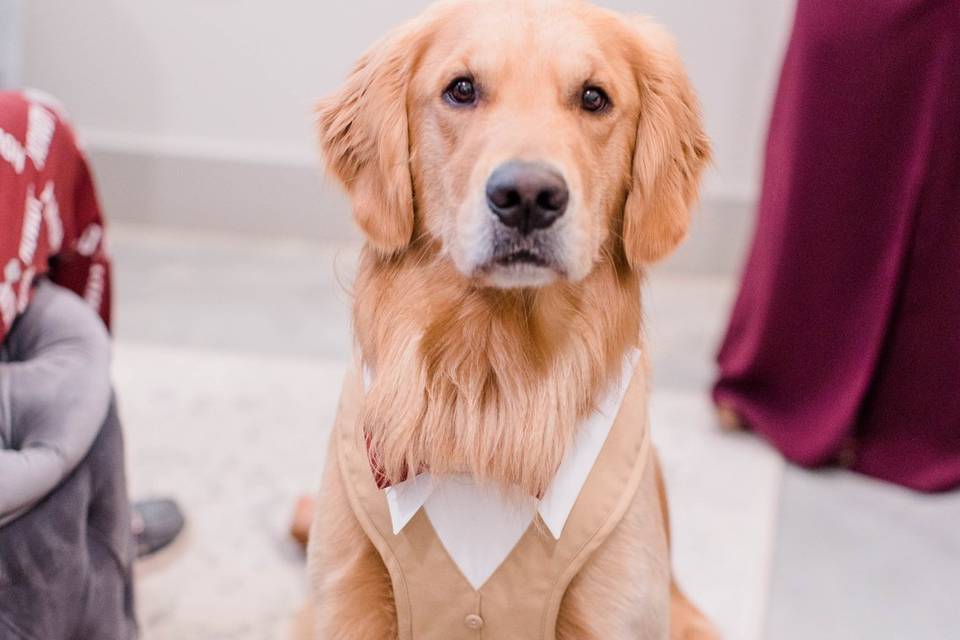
[421,0,616,81]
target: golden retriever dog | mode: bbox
[307,0,716,637]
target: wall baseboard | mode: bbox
[87,145,361,243]
[87,145,754,276]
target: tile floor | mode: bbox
[108,224,959,640]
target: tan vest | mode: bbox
[334,365,652,639]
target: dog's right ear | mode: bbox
[316,17,433,254]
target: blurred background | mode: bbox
[3,1,958,639]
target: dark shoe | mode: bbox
[132,498,185,558]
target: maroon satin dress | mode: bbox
[714,0,960,492]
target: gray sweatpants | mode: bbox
[0,281,136,639]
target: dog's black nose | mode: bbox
[486,162,569,233]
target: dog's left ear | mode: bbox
[621,18,711,267]
[316,16,434,254]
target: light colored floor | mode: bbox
[109,224,959,640]
[765,468,960,640]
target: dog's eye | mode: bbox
[444,77,477,106]
[581,87,610,113]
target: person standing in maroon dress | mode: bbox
[714,0,960,493]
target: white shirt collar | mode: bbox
[367,348,640,588]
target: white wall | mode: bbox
[22,0,795,262]
[0,0,23,88]
[617,0,795,201]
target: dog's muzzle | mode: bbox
[483,161,568,274]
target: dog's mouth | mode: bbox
[488,234,558,268]
[494,249,550,268]
[477,237,566,289]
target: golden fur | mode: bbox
[351,249,640,497]
[308,0,716,637]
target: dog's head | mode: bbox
[318,0,710,289]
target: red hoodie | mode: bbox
[0,91,111,342]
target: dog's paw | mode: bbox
[673,617,721,640]
[671,588,721,640]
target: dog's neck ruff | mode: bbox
[363,349,641,589]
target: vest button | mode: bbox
[464,614,484,630]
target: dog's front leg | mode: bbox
[307,440,398,640]
[557,458,672,640]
